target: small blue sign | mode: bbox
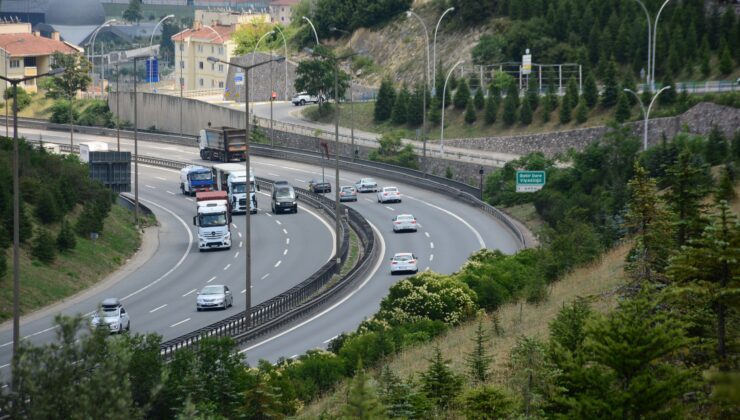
[145,57,159,83]
[234,72,244,86]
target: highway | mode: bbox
[1,125,521,370]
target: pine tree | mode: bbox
[508,335,559,417]
[473,88,485,110]
[614,91,631,123]
[464,100,477,124]
[719,45,733,75]
[659,73,677,106]
[559,96,572,124]
[565,77,579,109]
[465,319,493,384]
[241,371,283,419]
[31,228,56,264]
[583,72,598,108]
[420,345,463,409]
[715,166,737,203]
[34,187,61,225]
[575,98,588,124]
[407,85,424,127]
[622,73,638,106]
[732,132,740,162]
[428,96,441,125]
[390,86,410,125]
[448,72,458,92]
[526,85,539,111]
[625,163,674,284]
[601,59,619,108]
[663,148,711,247]
[519,99,532,125]
[700,36,712,77]
[453,79,470,110]
[502,83,519,126]
[56,219,77,253]
[341,364,386,419]
[374,77,395,122]
[484,93,497,124]
[706,126,729,166]
[377,365,415,418]
[0,250,6,280]
[460,386,515,419]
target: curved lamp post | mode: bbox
[432,7,454,95]
[148,14,175,91]
[301,16,320,45]
[651,0,672,91]
[330,27,357,161]
[208,54,285,328]
[250,30,275,102]
[441,59,464,155]
[631,0,652,89]
[89,19,117,97]
[624,86,671,151]
[405,10,431,173]
[272,25,289,101]
[0,67,65,391]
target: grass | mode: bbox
[297,242,630,418]
[339,228,361,277]
[0,205,142,323]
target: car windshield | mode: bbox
[341,187,354,192]
[199,213,227,227]
[100,307,119,317]
[232,183,246,194]
[191,172,211,181]
[363,179,376,184]
[385,187,398,192]
[201,286,223,295]
[276,187,295,199]
[397,215,414,221]
[394,255,413,262]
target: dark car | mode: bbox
[308,179,331,194]
[271,181,298,214]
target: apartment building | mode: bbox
[269,0,300,24]
[172,22,237,91]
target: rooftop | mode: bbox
[0,32,78,57]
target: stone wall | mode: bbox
[444,102,740,157]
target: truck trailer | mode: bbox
[198,127,247,162]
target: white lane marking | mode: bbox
[120,197,194,301]
[290,354,299,359]
[430,254,434,261]
[0,342,11,348]
[170,318,191,328]
[295,179,306,183]
[156,177,167,181]
[145,185,156,189]
[425,232,430,238]
[275,220,282,225]
[283,249,288,255]
[323,335,338,344]
[234,252,239,258]
[239,241,243,248]
[185,197,193,202]
[242,219,385,354]
[19,326,56,342]
[166,191,175,195]
[405,195,486,249]
[385,206,394,211]
[430,242,434,249]
[0,363,9,369]
[268,172,279,177]
[261,273,270,280]
[274,260,282,268]
[265,213,272,217]
[232,223,238,229]
[182,289,197,297]
[150,304,167,313]
[282,228,288,234]
[286,238,290,245]
[364,198,373,203]
[238,232,242,238]
[224,264,231,271]
[207,276,216,283]
[426,266,430,271]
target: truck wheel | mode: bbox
[300,99,306,106]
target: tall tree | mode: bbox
[390,86,410,125]
[583,72,598,108]
[706,126,729,166]
[663,147,711,246]
[508,335,560,417]
[406,84,424,127]
[453,79,471,110]
[294,45,350,113]
[659,73,677,106]
[341,363,386,419]
[123,0,143,23]
[601,59,619,108]
[46,52,92,99]
[374,77,395,122]
[614,91,631,123]
[420,345,463,410]
[465,319,493,384]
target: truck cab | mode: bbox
[213,163,259,214]
[180,165,213,196]
[194,191,232,251]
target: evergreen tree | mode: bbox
[526,85,539,111]
[583,72,598,108]
[732,132,740,162]
[502,84,519,126]
[659,73,677,106]
[31,228,56,264]
[0,251,6,280]
[700,36,712,77]
[341,364,386,419]
[390,86,410,125]
[420,345,463,409]
[459,386,515,419]
[374,77,395,122]
[706,126,729,166]
[406,84,424,127]
[241,371,282,419]
[453,79,470,110]
[465,320,493,384]
[464,100,477,124]
[34,187,61,225]
[519,99,533,125]
[123,0,143,23]
[622,73,638,106]
[663,148,711,247]
[575,98,588,124]
[715,166,737,203]
[546,82,558,110]
[601,59,619,108]
[719,45,733,75]
[56,219,77,253]
[448,72,458,92]
[614,91,631,123]
[565,76,579,109]
[625,163,674,284]
[508,335,559,417]
[377,365,415,419]
[484,93,497,124]
[473,88,485,110]
[559,96,572,124]
[428,96,441,125]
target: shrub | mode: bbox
[464,100,477,124]
[575,99,589,124]
[368,131,418,169]
[56,219,76,252]
[559,96,572,124]
[473,88,485,110]
[31,228,56,264]
[49,99,80,124]
[453,79,470,110]
[78,100,114,128]
[4,86,31,112]
[520,99,533,125]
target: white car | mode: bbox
[390,252,418,275]
[378,186,402,203]
[91,298,130,334]
[355,178,379,193]
[196,285,234,311]
[393,214,417,232]
[291,92,325,106]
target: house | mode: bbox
[172,22,237,91]
[269,0,300,24]
[0,22,81,96]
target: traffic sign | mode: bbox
[522,49,532,75]
[516,170,546,192]
[234,72,244,86]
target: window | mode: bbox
[197,45,203,52]
[9,59,19,68]
[218,81,224,88]
[218,64,224,72]
[211,79,215,87]
[199,78,204,87]
[211,45,214,53]
[210,63,214,71]
[199,61,204,69]
[281,17,285,22]
[24,57,36,67]
[218,46,223,55]
[281,7,284,11]
[180,60,185,69]
[179,43,184,51]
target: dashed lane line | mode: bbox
[283,249,288,255]
[150,304,167,313]
[207,276,216,283]
[224,264,231,271]
[182,289,197,297]
[170,318,191,328]
[282,228,288,235]
[274,260,282,268]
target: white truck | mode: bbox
[212,163,258,214]
[79,141,108,163]
[193,191,232,251]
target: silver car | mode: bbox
[393,214,417,232]
[390,252,418,275]
[378,186,401,203]
[339,185,358,202]
[196,285,233,311]
[91,298,130,334]
[355,178,379,193]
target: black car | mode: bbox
[308,179,331,194]
[271,181,298,214]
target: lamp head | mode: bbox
[48,67,65,76]
[448,7,455,11]
[274,56,286,63]
[207,56,219,63]
[330,26,337,31]
[405,11,412,17]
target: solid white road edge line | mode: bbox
[405,195,486,249]
[240,218,386,354]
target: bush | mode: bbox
[31,228,56,264]
[78,100,114,128]
[464,101,477,124]
[4,86,31,112]
[520,99,533,125]
[575,99,589,124]
[56,219,76,252]
[453,79,470,110]
[49,100,80,124]
[368,131,418,169]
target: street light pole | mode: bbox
[632,0,652,89]
[330,27,356,161]
[0,68,65,391]
[273,25,289,100]
[148,14,176,92]
[432,7,455,96]
[115,63,120,151]
[250,30,275,103]
[405,11,431,174]
[133,56,148,228]
[301,16,320,45]
[624,86,671,151]
[333,63,341,265]
[651,0,672,91]
[441,60,464,155]
[208,55,285,327]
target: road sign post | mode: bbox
[516,170,546,192]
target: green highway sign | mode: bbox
[516,170,546,192]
